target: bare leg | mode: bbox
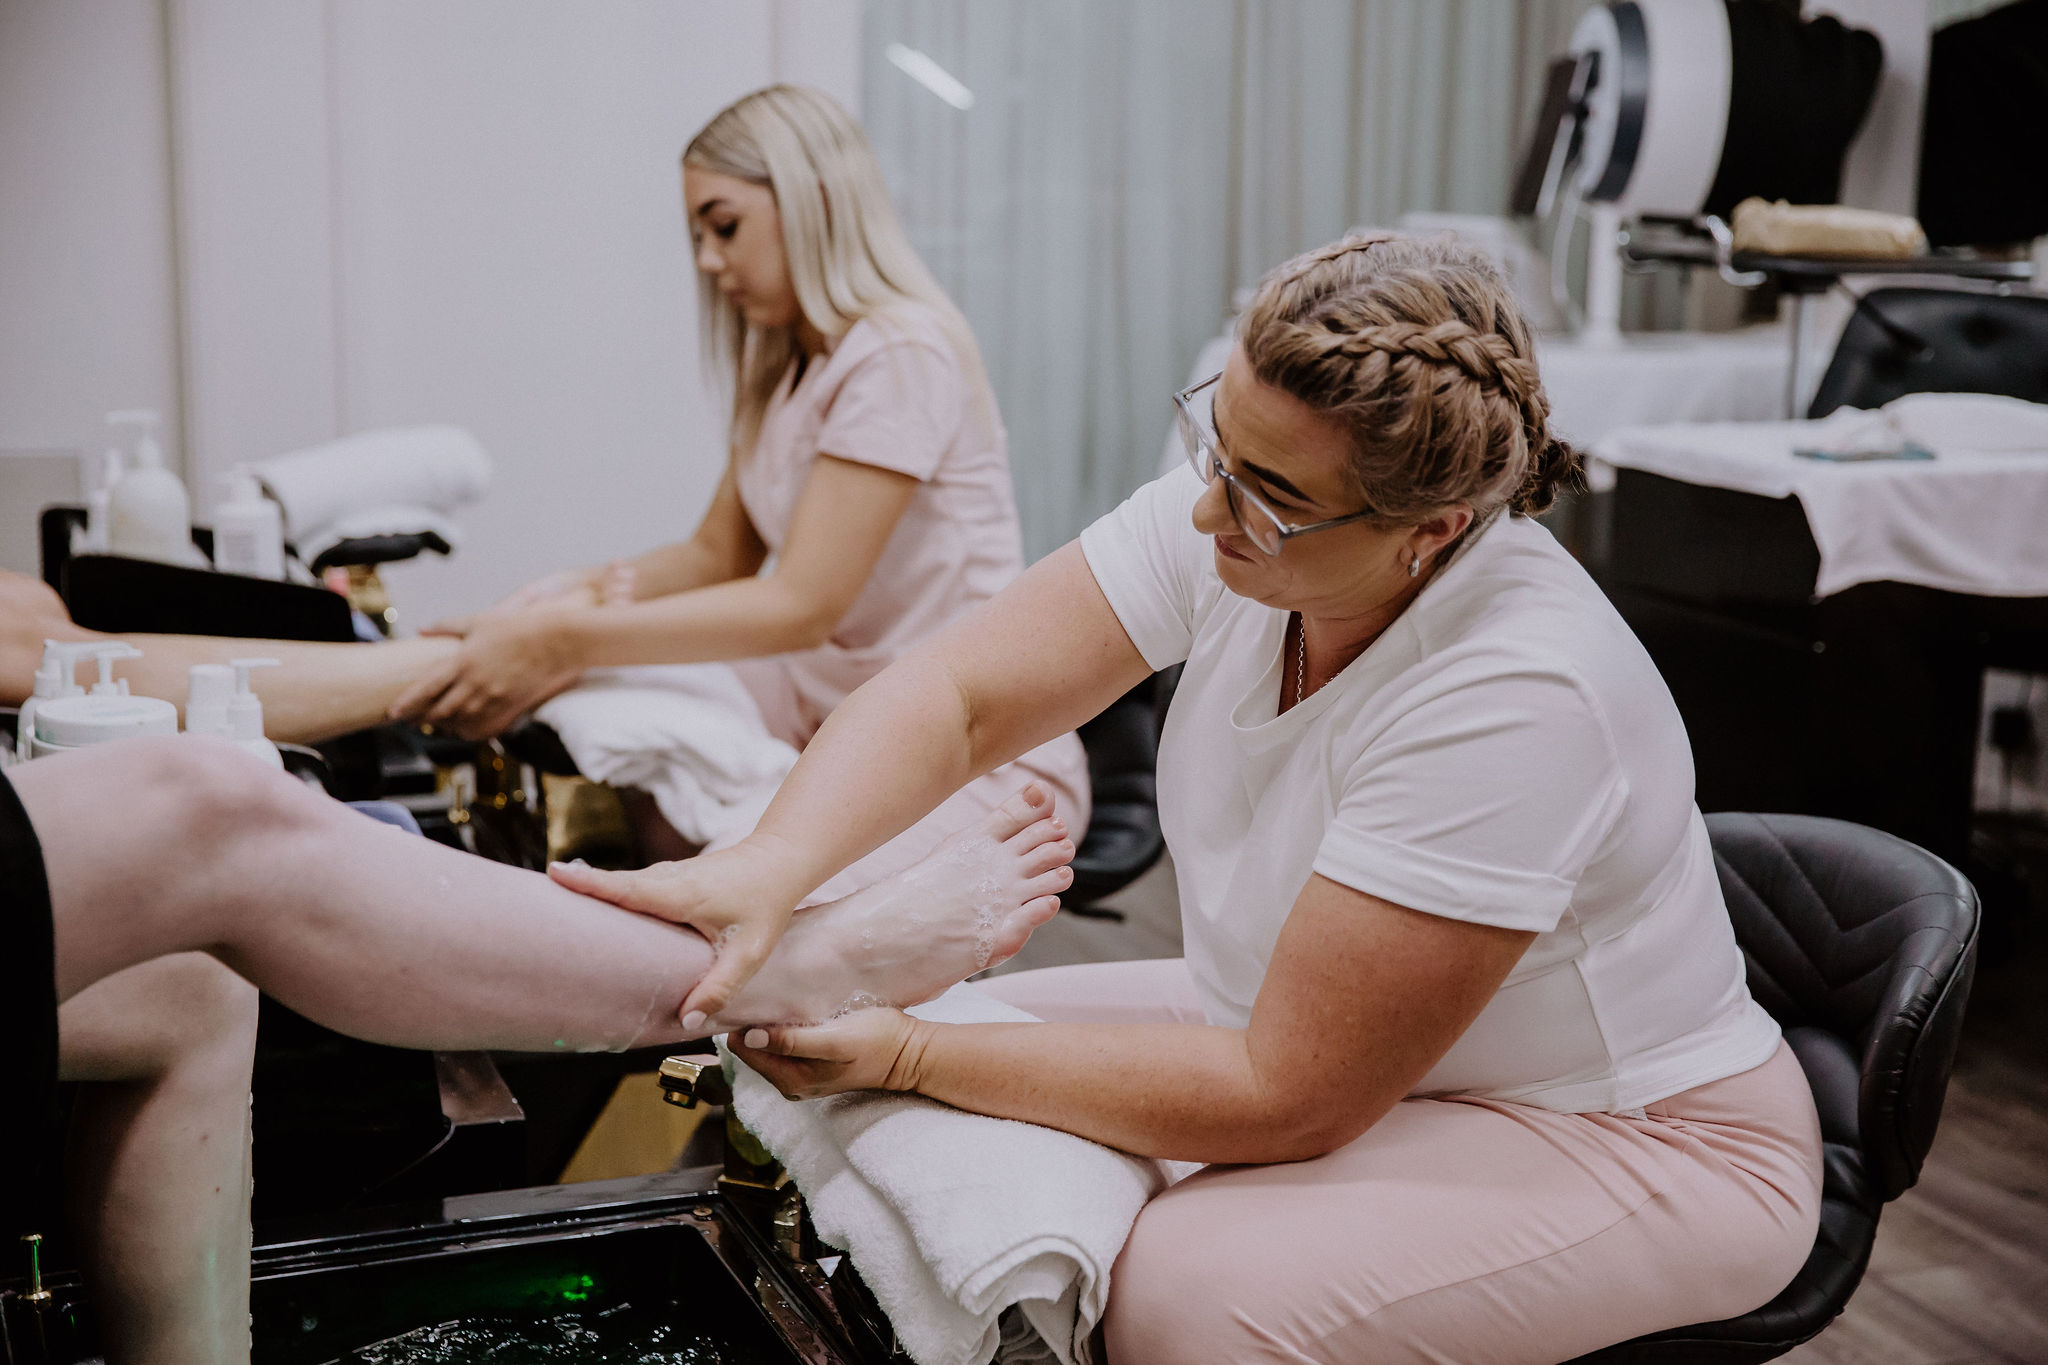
[0,568,454,745]
[20,736,1073,1049]
[59,954,258,1365]
[16,737,1070,1362]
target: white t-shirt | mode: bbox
[1079,467,1782,1113]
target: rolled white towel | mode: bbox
[293,503,466,566]
[253,426,491,544]
[536,663,797,846]
[727,984,1199,1365]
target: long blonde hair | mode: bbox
[1238,232,1582,525]
[685,84,993,457]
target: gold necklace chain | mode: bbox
[1292,613,1309,707]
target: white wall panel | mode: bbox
[4,0,839,629]
[772,0,865,113]
[166,0,340,503]
[0,0,182,471]
[328,2,782,626]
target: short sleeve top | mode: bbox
[1078,467,1782,1113]
[737,307,1026,738]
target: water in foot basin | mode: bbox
[330,1300,753,1364]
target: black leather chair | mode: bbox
[1065,668,1175,914]
[1807,286,2048,418]
[1572,812,1979,1363]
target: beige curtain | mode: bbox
[862,1,1598,557]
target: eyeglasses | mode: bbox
[1172,373,1374,556]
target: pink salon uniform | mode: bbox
[723,305,1091,901]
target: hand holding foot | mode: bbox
[730,1008,933,1100]
[550,832,822,1032]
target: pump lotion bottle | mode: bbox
[184,660,283,767]
[211,469,286,579]
[104,409,194,565]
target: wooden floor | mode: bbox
[996,843,2048,1364]
[1785,899,2048,1365]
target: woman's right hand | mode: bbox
[548,833,816,1030]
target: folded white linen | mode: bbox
[1594,393,2048,599]
[535,663,796,846]
[253,426,491,544]
[726,984,1199,1365]
[292,504,465,565]
[1799,392,2048,457]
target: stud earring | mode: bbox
[1408,553,1422,578]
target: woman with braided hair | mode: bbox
[570,233,1822,1361]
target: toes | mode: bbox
[1019,893,1061,927]
[1004,815,1068,857]
[1021,864,1074,901]
[1020,837,1075,878]
[981,783,1051,842]
[988,894,1061,966]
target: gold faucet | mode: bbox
[657,1055,785,1193]
[19,1231,51,1305]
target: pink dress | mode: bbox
[723,306,1091,902]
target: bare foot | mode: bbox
[719,786,1074,1026]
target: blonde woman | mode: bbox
[392,85,1089,894]
[562,235,1824,1361]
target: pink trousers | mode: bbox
[982,959,1824,1365]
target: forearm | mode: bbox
[1,581,451,745]
[123,635,457,744]
[741,649,1056,903]
[623,539,741,600]
[737,548,1142,901]
[561,576,831,669]
[899,1020,1363,1165]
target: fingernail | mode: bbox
[743,1028,768,1049]
[682,1010,707,1033]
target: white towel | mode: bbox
[253,426,492,545]
[726,984,1198,1365]
[535,663,797,846]
[1595,393,2048,599]
[1799,392,2048,457]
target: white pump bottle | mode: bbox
[14,640,92,762]
[211,468,286,579]
[184,659,283,767]
[104,409,196,566]
[24,642,179,760]
[81,445,124,553]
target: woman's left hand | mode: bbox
[728,1007,932,1101]
[388,610,585,738]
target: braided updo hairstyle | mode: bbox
[1237,232,1582,528]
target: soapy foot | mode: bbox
[720,785,1073,1027]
